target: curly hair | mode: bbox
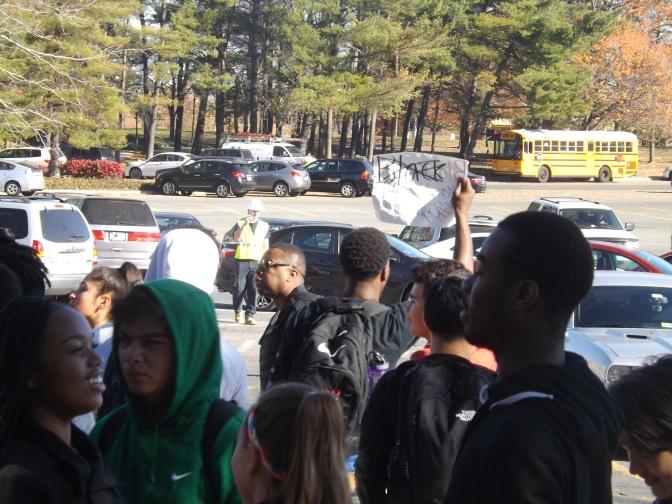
[412,259,470,288]
[0,235,50,295]
[339,227,390,280]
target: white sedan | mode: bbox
[0,159,45,196]
[125,152,195,179]
[566,271,672,385]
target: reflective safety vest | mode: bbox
[235,219,269,261]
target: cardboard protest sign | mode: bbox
[371,152,469,227]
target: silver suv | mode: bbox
[0,196,95,294]
[65,196,160,270]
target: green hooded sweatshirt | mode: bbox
[91,279,244,504]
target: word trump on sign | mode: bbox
[372,152,469,227]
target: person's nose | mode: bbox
[69,291,76,301]
[87,347,103,369]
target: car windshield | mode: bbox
[82,200,156,226]
[575,285,672,329]
[632,250,672,275]
[399,226,433,242]
[285,145,302,156]
[241,149,255,160]
[559,208,622,230]
[40,209,90,243]
[387,234,429,259]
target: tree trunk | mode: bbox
[48,130,60,177]
[116,49,127,162]
[192,90,209,154]
[430,89,441,153]
[326,109,333,158]
[215,92,226,147]
[401,98,415,151]
[368,108,377,161]
[391,114,397,151]
[414,85,431,152]
[649,134,656,163]
[307,116,317,155]
[146,105,158,159]
[173,104,185,152]
[248,0,262,134]
[350,114,360,158]
[338,113,349,158]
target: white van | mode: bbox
[220,140,311,165]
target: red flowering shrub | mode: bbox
[61,160,124,179]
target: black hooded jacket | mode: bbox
[445,352,623,504]
[0,422,122,503]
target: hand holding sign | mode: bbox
[371,152,469,227]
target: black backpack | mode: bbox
[289,297,387,441]
[96,399,241,498]
[385,358,494,503]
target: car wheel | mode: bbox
[216,183,230,198]
[161,180,176,196]
[256,294,276,311]
[180,190,193,196]
[129,167,142,179]
[537,165,551,183]
[340,181,356,197]
[233,192,247,197]
[4,181,21,196]
[273,181,289,197]
[597,165,612,183]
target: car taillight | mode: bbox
[92,230,105,240]
[290,170,301,177]
[232,170,242,178]
[128,232,160,242]
[360,170,369,181]
[32,240,45,257]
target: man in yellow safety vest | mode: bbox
[230,198,269,325]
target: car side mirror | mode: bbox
[625,222,635,231]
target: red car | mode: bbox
[590,241,672,274]
[661,251,672,265]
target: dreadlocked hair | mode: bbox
[0,235,50,295]
[0,296,52,451]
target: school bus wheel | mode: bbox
[537,165,551,183]
[597,166,612,183]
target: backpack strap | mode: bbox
[97,407,129,456]
[202,399,243,499]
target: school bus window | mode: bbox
[577,141,584,152]
[535,140,542,151]
[617,141,624,152]
[625,142,633,153]
[609,141,617,153]
[568,141,576,152]
[587,142,593,151]
[543,141,550,151]
[560,141,567,151]
[551,141,559,152]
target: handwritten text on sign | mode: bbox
[372,152,468,227]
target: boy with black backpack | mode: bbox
[90,279,244,504]
[356,275,497,504]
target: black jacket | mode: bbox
[356,354,497,504]
[445,352,623,504]
[259,284,320,389]
[0,423,122,504]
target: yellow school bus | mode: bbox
[490,129,638,182]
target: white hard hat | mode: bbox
[247,198,265,212]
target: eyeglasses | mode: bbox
[258,260,302,275]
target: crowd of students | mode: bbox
[0,179,671,504]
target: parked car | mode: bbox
[64,196,160,270]
[249,160,311,196]
[154,211,203,234]
[398,215,497,250]
[419,232,493,259]
[216,222,428,310]
[61,145,116,161]
[527,197,639,248]
[662,251,672,265]
[565,271,672,385]
[0,160,45,196]
[155,158,256,197]
[201,147,255,163]
[0,147,66,171]
[0,196,95,295]
[124,152,195,179]
[590,241,672,274]
[663,165,672,182]
[468,172,487,193]
[220,140,312,165]
[304,159,372,197]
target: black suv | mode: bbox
[304,158,373,197]
[155,158,256,197]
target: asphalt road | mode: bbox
[84,177,671,502]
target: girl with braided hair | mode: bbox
[0,297,122,503]
[231,383,350,504]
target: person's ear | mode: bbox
[511,279,539,311]
[96,293,112,312]
[287,267,300,282]
[380,262,390,283]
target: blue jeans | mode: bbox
[233,260,257,316]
